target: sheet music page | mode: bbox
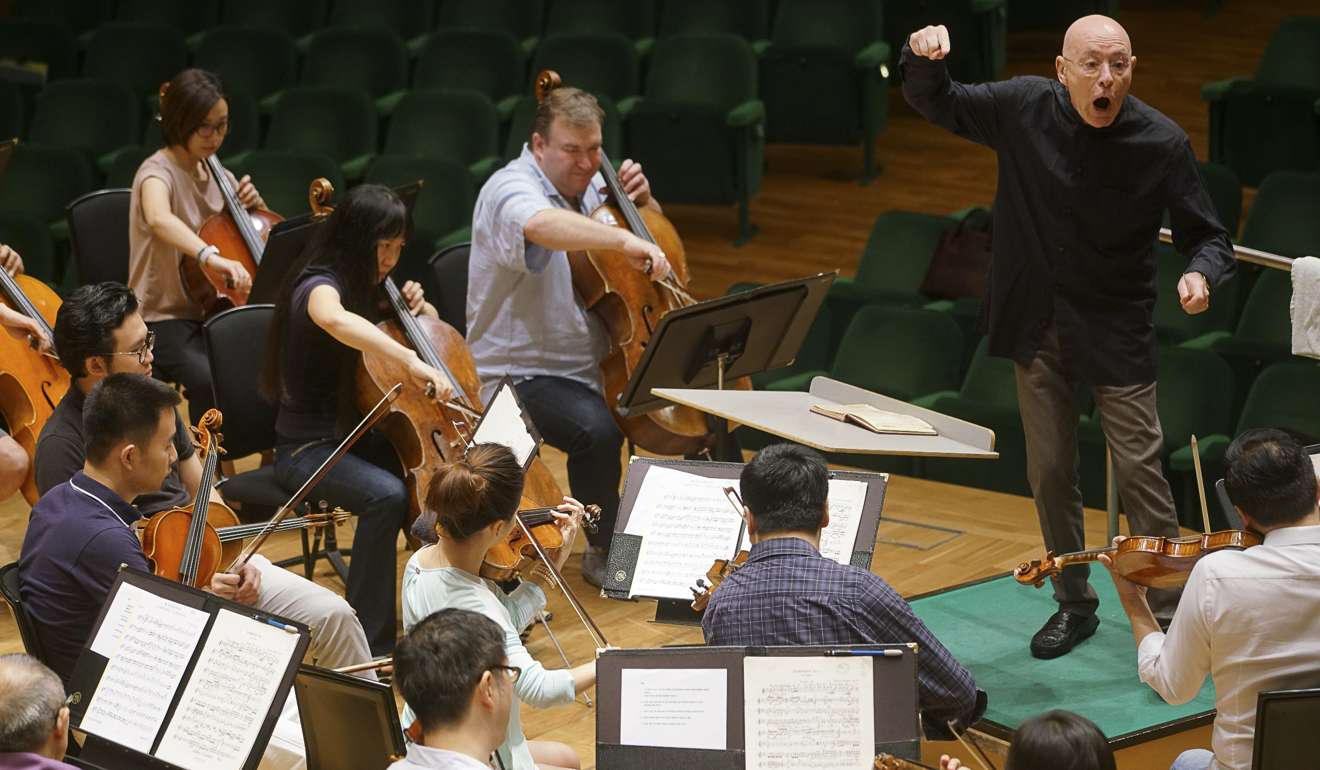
[818,478,869,565]
[79,582,210,753]
[472,383,537,466]
[744,656,875,770]
[619,668,728,750]
[155,608,300,770]
[623,466,745,599]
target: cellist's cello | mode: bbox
[0,260,68,503]
[534,70,750,456]
[299,181,564,541]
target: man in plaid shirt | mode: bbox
[702,444,986,738]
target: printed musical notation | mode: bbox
[79,583,210,754]
[156,608,300,770]
[624,466,746,599]
[744,656,875,770]
[820,478,868,566]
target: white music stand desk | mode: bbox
[652,376,997,459]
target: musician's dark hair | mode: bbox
[260,184,412,405]
[531,86,604,143]
[1225,428,1319,527]
[1005,710,1115,770]
[740,443,829,535]
[159,68,225,147]
[53,282,140,379]
[83,373,181,465]
[425,443,525,542]
[395,608,508,732]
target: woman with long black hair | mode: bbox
[262,184,452,654]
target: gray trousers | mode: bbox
[250,554,377,679]
[1013,326,1182,622]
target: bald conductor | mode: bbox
[900,16,1236,658]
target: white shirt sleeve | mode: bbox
[1137,560,1215,704]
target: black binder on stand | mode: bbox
[595,644,921,769]
[68,568,310,770]
[615,272,835,461]
[602,457,887,624]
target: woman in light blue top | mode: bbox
[402,443,596,770]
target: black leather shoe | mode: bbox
[1030,610,1100,659]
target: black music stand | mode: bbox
[616,272,835,461]
[294,665,406,770]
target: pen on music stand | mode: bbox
[264,617,297,633]
[824,649,902,658]
[722,486,747,554]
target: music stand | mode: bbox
[617,272,835,460]
[293,665,406,770]
[249,213,319,304]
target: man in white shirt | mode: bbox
[1102,428,1320,770]
[390,608,518,770]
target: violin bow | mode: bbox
[946,721,999,770]
[515,512,610,651]
[722,486,747,556]
[1190,435,1213,534]
[226,383,402,572]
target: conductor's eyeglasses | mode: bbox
[1063,55,1131,77]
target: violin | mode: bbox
[481,504,602,583]
[1013,529,1262,590]
[289,179,562,542]
[533,70,751,456]
[0,257,67,504]
[689,486,750,612]
[161,81,283,315]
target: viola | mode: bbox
[1013,529,1262,590]
[508,503,611,650]
[160,83,283,315]
[0,264,67,503]
[689,486,750,611]
[533,70,751,456]
[285,180,563,542]
[481,504,601,583]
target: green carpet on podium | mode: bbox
[909,570,1215,742]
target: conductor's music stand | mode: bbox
[617,272,835,460]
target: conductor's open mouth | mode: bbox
[1093,97,1112,110]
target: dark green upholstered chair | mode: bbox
[384,90,502,184]
[194,26,299,108]
[302,27,410,115]
[27,79,139,176]
[626,34,764,243]
[264,86,378,181]
[433,0,545,55]
[226,150,345,217]
[1202,16,1320,186]
[760,0,890,181]
[366,155,476,290]
[883,0,1007,84]
[412,29,526,123]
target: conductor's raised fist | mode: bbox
[909,25,951,60]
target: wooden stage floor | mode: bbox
[2,0,1309,765]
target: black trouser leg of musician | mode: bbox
[515,376,623,583]
[146,320,216,421]
[1092,379,1183,623]
[275,435,407,656]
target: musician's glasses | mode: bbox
[194,119,230,139]
[108,330,156,365]
[490,665,522,683]
[1062,55,1131,77]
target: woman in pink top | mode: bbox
[127,68,267,418]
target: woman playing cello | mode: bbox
[0,244,53,500]
[402,443,594,770]
[128,68,267,420]
[262,184,452,655]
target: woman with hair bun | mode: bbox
[401,442,595,770]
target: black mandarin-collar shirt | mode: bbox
[900,45,1235,386]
